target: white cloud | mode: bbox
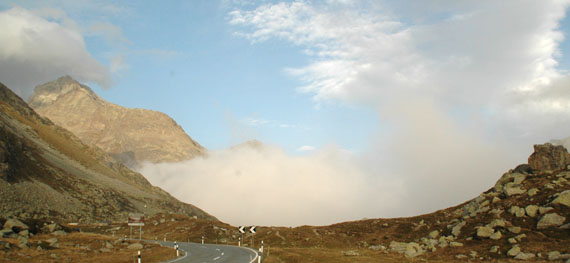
[219,0,570,225]
[297,145,315,152]
[140,143,404,226]
[0,7,110,99]
[88,21,131,45]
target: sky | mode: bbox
[1,0,570,226]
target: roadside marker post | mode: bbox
[238,226,245,247]
[249,226,256,248]
[201,236,205,244]
[238,237,241,247]
[137,250,141,263]
[174,241,179,257]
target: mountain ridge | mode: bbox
[28,76,205,167]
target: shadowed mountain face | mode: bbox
[0,82,215,223]
[28,76,205,167]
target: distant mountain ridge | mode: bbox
[0,81,215,222]
[28,76,205,167]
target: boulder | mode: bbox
[428,230,439,239]
[515,252,535,260]
[42,223,60,233]
[490,231,502,240]
[487,219,506,228]
[389,241,424,258]
[489,246,500,253]
[508,226,521,234]
[537,213,566,229]
[451,221,466,237]
[3,218,29,231]
[504,183,526,196]
[552,190,570,207]
[368,245,385,251]
[0,229,14,238]
[528,188,539,197]
[539,207,554,214]
[548,251,561,260]
[17,236,29,249]
[509,206,526,217]
[449,241,463,247]
[343,250,359,256]
[52,230,67,236]
[476,226,494,238]
[127,243,144,250]
[528,143,570,172]
[507,246,521,257]
[525,205,539,218]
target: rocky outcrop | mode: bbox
[28,76,205,167]
[528,143,570,172]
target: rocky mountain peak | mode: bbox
[528,143,570,172]
[29,75,99,108]
[28,76,205,167]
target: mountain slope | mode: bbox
[0,81,215,222]
[28,76,204,167]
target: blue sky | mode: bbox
[2,0,570,226]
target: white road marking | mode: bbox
[213,256,221,261]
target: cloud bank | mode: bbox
[0,7,111,99]
[142,0,570,226]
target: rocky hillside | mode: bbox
[28,76,204,167]
[0,81,215,223]
[129,143,570,262]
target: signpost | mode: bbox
[238,226,245,247]
[128,213,145,240]
[250,226,256,248]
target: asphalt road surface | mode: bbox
[155,241,258,263]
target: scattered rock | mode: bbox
[504,183,526,196]
[477,226,494,238]
[508,226,521,234]
[525,205,539,218]
[539,207,554,215]
[507,246,521,257]
[515,252,535,260]
[17,236,29,249]
[548,251,561,260]
[487,219,506,228]
[455,254,468,259]
[449,241,463,247]
[343,250,359,256]
[490,246,500,253]
[515,234,526,242]
[3,218,29,231]
[490,231,502,240]
[100,248,111,253]
[537,213,566,229]
[389,241,424,258]
[52,230,67,236]
[552,190,570,207]
[509,206,526,217]
[42,223,60,233]
[492,196,501,203]
[105,241,113,249]
[428,230,439,239]
[368,245,385,251]
[528,188,539,197]
[127,243,143,250]
[508,238,517,244]
[451,221,466,237]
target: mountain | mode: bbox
[0,81,215,223]
[28,76,205,167]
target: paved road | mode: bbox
[155,241,258,263]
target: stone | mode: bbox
[42,223,59,233]
[539,207,554,214]
[17,236,29,249]
[552,190,570,207]
[18,230,29,237]
[428,230,439,239]
[52,230,67,236]
[451,221,466,237]
[3,218,29,231]
[105,241,113,249]
[477,226,495,238]
[504,183,526,196]
[490,246,500,253]
[490,231,502,240]
[525,205,539,217]
[449,242,463,247]
[455,254,468,259]
[548,251,561,260]
[507,246,521,257]
[492,196,501,203]
[343,250,359,256]
[515,234,526,241]
[368,245,385,251]
[127,243,144,250]
[528,188,539,197]
[488,219,506,228]
[0,229,14,238]
[100,248,111,253]
[508,226,521,234]
[515,252,535,260]
[512,173,527,184]
[528,143,570,172]
[389,241,424,258]
[537,213,566,229]
[470,251,478,258]
[509,206,526,217]
[508,238,517,244]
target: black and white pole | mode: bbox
[260,240,264,253]
[249,226,256,248]
[137,250,141,263]
[201,236,204,245]
[174,241,179,257]
[238,226,245,247]
[238,237,241,247]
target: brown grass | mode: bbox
[0,232,177,263]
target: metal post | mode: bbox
[175,241,179,257]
